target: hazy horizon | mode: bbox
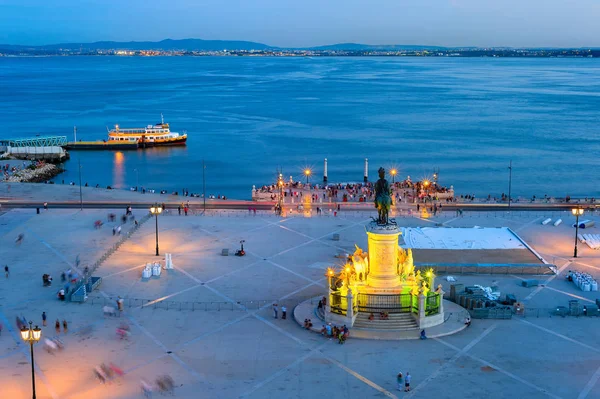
[1,0,599,48]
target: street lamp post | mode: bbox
[572,207,584,258]
[508,160,512,209]
[202,160,206,213]
[20,321,42,399]
[423,180,430,199]
[78,158,83,210]
[304,169,311,185]
[150,204,163,256]
[391,169,397,184]
[277,173,284,215]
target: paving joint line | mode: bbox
[407,325,498,397]
[436,337,561,399]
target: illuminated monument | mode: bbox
[325,168,445,330]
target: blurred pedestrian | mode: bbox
[4,265,8,278]
[273,303,278,319]
[55,319,60,334]
[42,312,47,326]
[404,372,411,392]
[141,379,153,398]
[281,305,287,320]
[62,319,68,334]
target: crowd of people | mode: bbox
[319,323,349,344]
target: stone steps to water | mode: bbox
[353,312,418,330]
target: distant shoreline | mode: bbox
[1,49,598,58]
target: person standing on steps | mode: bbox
[396,372,403,391]
[404,372,411,392]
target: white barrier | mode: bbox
[542,218,552,225]
[573,220,594,229]
[165,253,174,269]
[553,219,562,226]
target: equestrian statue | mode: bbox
[374,167,393,225]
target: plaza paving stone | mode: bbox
[1,207,600,398]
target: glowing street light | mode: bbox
[344,265,352,286]
[20,321,42,399]
[304,169,311,185]
[325,267,335,289]
[390,169,397,183]
[150,204,163,256]
[572,207,584,258]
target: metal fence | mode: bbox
[426,293,440,316]
[87,295,320,312]
[414,263,555,276]
[330,293,347,316]
[356,293,413,314]
[68,213,153,301]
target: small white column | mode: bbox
[346,288,354,326]
[364,158,368,183]
[418,293,426,327]
[436,284,445,315]
[323,158,328,183]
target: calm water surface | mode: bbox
[1,56,599,199]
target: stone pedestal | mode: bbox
[364,222,402,293]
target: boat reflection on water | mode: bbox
[106,146,189,191]
[112,151,125,189]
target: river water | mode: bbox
[1,56,599,199]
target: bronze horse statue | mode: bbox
[374,167,392,225]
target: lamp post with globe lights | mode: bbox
[572,207,584,258]
[20,321,42,399]
[150,204,163,256]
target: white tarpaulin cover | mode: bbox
[402,227,525,250]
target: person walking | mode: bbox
[4,265,8,278]
[178,206,181,215]
[273,303,278,319]
[62,319,68,334]
[404,372,411,392]
[281,305,287,320]
[55,319,60,334]
[42,312,47,327]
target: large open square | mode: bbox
[1,207,600,399]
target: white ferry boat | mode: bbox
[107,115,187,147]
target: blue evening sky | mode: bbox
[1,0,598,47]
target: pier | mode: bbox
[0,135,68,162]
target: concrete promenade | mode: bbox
[1,182,599,212]
[0,185,600,398]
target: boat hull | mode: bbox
[138,136,187,148]
[63,142,139,151]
